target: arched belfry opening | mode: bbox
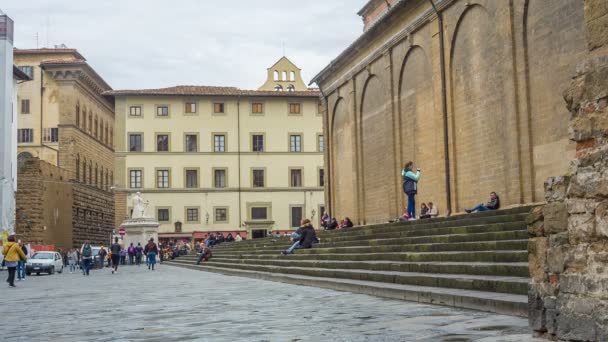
[258,56,310,92]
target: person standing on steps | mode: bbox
[110,237,121,274]
[401,161,421,220]
[144,238,159,271]
[80,240,93,276]
[2,235,27,288]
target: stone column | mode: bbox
[528,1,608,340]
[0,13,15,235]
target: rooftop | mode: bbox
[14,48,85,60]
[104,85,320,98]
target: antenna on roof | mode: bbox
[35,32,39,49]
[282,42,286,57]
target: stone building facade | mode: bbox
[528,0,608,340]
[14,48,115,247]
[312,0,588,224]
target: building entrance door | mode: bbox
[251,229,268,239]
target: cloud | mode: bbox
[3,0,363,89]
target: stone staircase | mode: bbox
[166,206,533,317]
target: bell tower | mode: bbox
[258,56,308,92]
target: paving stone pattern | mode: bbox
[3,265,543,342]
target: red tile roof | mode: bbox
[104,85,320,97]
[14,48,85,60]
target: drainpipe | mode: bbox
[428,0,451,216]
[40,65,44,148]
[237,95,242,229]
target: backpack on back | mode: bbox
[82,245,92,257]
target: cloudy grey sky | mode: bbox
[2,0,363,90]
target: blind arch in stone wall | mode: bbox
[398,45,440,210]
[330,97,357,223]
[449,4,509,211]
[360,75,391,223]
[524,0,586,201]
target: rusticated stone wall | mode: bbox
[528,1,608,340]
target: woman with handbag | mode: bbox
[2,235,27,288]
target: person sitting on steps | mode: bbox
[196,246,212,265]
[465,192,500,213]
[428,202,439,218]
[281,219,317,255]
[420,203,430,219]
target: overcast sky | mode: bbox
[2,0,363,90]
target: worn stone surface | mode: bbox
[1,265,545,342]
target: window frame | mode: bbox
[289,133,303,152]
[155,168,171,189]
[155,133,170,152]
[155,105,170,118]
[20,99,30,114]
[185,206,200,223]
[251,133,265,152]
[289,205,304,228]
[17,128,34,143]
[251,101,264,115]
[129,105,143,117]
[289,167,304,188]
[288,102,302,115]
[184,168,199,189]
[213,133,227,152]
[251,168,266,188]
[213,168,228,188]
[128,168,143,189]
[184,133,199,153]
[128,133,144,152]
[184,101,197,115]
[18,66,34,79]
[156,207,171,222]
[214,207,229,224]
[213,102,225,115]
[318,167,325,187]
[247,202,272,221]
[317,133,324,153]
[42,127,59,143]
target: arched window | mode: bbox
[282,71,287,81]
[110,127,114,146]
[105,169,109,191]
[82,106,87,130]
[94,116,99,138]
[75,103,80,126]
[75,154,80,181]
[88,111,92,133]
[286,84,295,92]
[105,123,109,145]
[274,85,283,92]
[95,163,99,187]
[290,71,295,81]
[273,70,279,81]
[99,119,104,142]
[89,162,92,185]
[82,158,87,184]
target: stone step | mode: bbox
[166,261,528,317]
[169,258,528,295]
[194,250,528,263]
[176,258,529,277]
[206,240,528,255]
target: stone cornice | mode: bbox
[114,187,324,193]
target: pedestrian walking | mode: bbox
[68,249,78,273]
[110,238,121,274]
[17,240,27,281]
[135,243,143,266]
[127,243,135,265]
[119,248,127,265]
[2,235,27,287]
[80,240,93,276]
[98,246,107,269]
[144,238,159,271]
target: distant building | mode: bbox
[14,48,115,248]
[105,57,325,243]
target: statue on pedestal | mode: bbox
[131,192,150,219]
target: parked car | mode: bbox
[26,251,64,275]
[90,246,103,269]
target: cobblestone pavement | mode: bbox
[2,264,544,342]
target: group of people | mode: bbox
[204,232,243,248]
[401,161,501,220]
[320,213,353,230]
[79,238,160,276]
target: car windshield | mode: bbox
[32,253,54,259]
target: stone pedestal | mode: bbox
[120,217,160,247]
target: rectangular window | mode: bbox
[157,208,169,222]
[129,106,142,116]
[129,134,142,152]
[21,99,30,114]
[186,208,199,222]
[318,134,324,152]
[185,169,198,188]
[42,127,59,143]
[185,134,198,152]
[215,208,228,223]
[289,103,301,114]
[19,66,34,79]
[185,102,196,114]
[291,206,303,228]
[319,169,325,187]
[252,134,264,152]
[251,207,268,220]
[290,169,302,187]
[17,129,33,143]
[214,169,226,188]
[214,134,226,152]
[252,102,263,114]
[252,169,265,188]
[290,134,302,152]
[157,169,170,188]
[129,170,142,188]
[156,134,169,152]
[156,106,169,117]
[214,102,225,114]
